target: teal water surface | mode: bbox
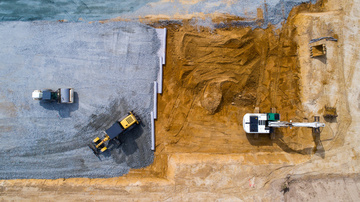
[0,0,157,21]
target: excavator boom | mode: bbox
[268,121,325,128]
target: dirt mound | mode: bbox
[201,82,223,114]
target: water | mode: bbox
[0,0,318,24]
[0,0,156,21]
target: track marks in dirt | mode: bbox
[153,21,312,155]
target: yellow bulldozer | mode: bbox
[88,111,140,156]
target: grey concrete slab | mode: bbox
[0,21,160,179]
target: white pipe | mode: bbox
[153,81,158,119]
[162,28,167,64]
[158,57,163,94]
[151,111,155,151]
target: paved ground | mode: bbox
[0,21,159,179]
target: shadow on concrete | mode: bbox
[39,92,79,118]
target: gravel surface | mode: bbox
[0,21,159,179]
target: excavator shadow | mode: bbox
[312,131,325,159]
[246,130,319,156]
[324,116,337,123]
[246,133,274,146]
[273,138,314,155]
[273,130,324,156]
[314,55,327,64]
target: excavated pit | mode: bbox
[127,7,328,178]
[154,20,312,156]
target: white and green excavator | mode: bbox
[243,110,325,139]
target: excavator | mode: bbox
[243,110,325,139]
[88,111,140,156]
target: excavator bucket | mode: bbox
[310,44,326,57]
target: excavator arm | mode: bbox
[269,121,325,128]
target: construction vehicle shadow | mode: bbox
[105,125,143,157]
[121,125,143,156]
[246,130,316,155]
[315,55,327,64]
[324,116,337,123]
[312,132,325,159]
[39,92,79,118]
[273,130,316,156]
[246,133,274,146]
[323,106,338,123]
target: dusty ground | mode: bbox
[1,0,360,200]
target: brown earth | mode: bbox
[129,5,318,179]
[151,2,323,160]
[2,0,359,200]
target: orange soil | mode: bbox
[127,2,328,179]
